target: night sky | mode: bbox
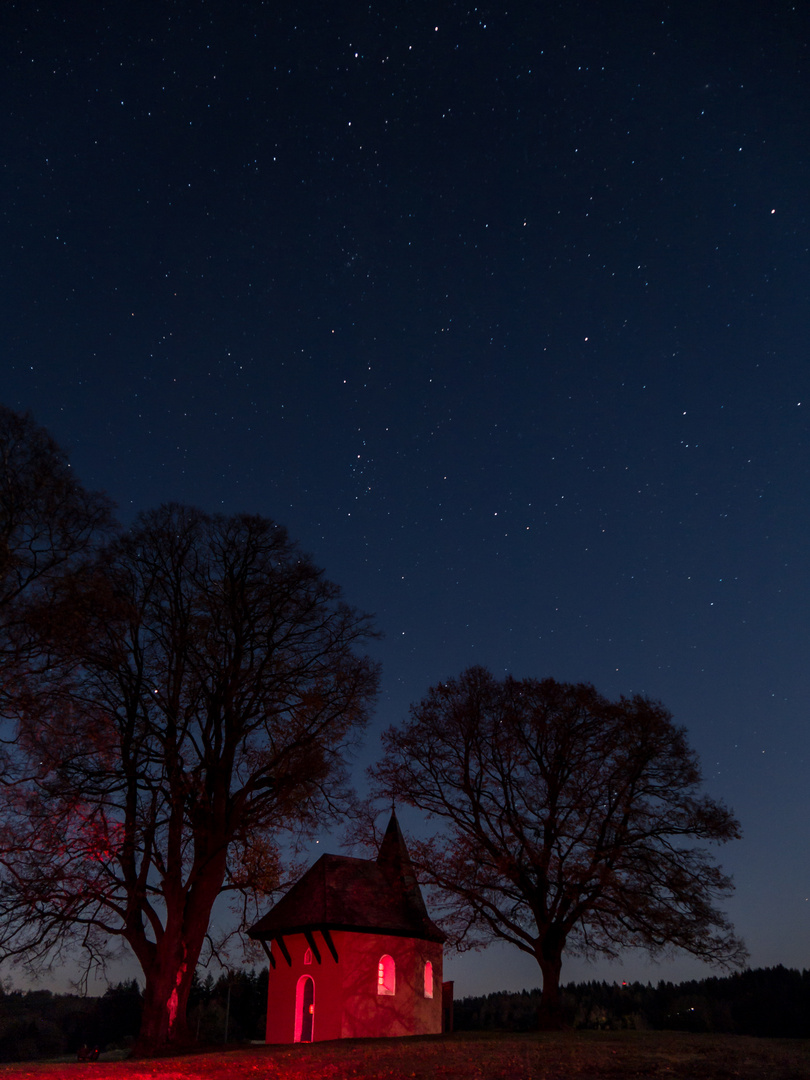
[2,1,809,996]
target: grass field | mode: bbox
[1,1031,809,1080]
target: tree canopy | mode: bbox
[0,405,114,612]
[0,405,115,781]
[0,502,379,1046]
[370,666,746,1022]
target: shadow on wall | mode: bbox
[334,935,443,1040]
[263,929,450,1043]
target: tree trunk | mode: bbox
[136,940,197,1050]
[127,831,231,1051]
[132,867,225,1050]
[537,943,565,1030]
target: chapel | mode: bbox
[248,812,451,1042]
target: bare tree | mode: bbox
[0,405,113,609]
[0,404,114,776]
[0,504,378,1047]
[370,666,746,1025]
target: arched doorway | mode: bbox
[294,975,315,1042]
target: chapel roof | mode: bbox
[248,812,446,944]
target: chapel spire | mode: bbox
[376,809,431,922]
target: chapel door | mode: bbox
[300,976,314,1042]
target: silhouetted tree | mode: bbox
[370,666,746,1025]
[0,405,114,615]
[0,405,114,766]
[0,504,378,1048]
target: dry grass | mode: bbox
[1,1031,809,1080]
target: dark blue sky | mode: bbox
[2,0,808,994]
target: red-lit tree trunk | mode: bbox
[137,940,196,1048]
[129,850,228,1049]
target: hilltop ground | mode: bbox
[1,1031,809,1080]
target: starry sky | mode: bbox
[2,0,809,996]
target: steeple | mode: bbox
[249,806,446,947]
[376,810,431,922]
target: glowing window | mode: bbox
[424,960,434,998]
[377,954,395,996]
[304,948,313,965]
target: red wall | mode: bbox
[264,930,443,1043]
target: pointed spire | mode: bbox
[376,810,430,921]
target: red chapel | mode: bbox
[248,812,450,1042]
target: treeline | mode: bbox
[2,965,808,1061]
[0,969,267,1062]
[0,979,142,1062]
[187,968,268,1045]
[455,966,810,1038]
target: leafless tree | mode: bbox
[0,404,115,773]
[370,666,746,1025]
[0,402,114,622]
[0,503,378,1047]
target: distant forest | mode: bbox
[456,966,810,1039]
[0,965,807,1062]
[0,970,267,1062]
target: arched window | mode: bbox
[377,954,396,996]
[304,948,313,965]
[424,960,434,998]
